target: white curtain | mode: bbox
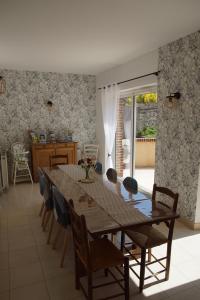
[101,84,120,170]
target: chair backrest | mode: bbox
[49,154,68,168]
[38,167,45,196]
[69,199,90,268]
[106,168,117,183]
[83,144,99,163]
[152,183,179,239]
[11,143,27,160]
[123,177,138,194]
[95,162,102,174]
[43,174,53,209]
[52,185,70,227]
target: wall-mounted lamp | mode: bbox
[47,100,53,111]
[0,76,6,95]
[165,92,181,108]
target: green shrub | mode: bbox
[136,93,157,104]
[137,126,157,138]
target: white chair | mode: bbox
[12,143,33,184]
[83,144,99,164]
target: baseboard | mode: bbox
[179,217,200,230]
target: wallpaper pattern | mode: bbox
[0,70,96,153]
[155,30,200,222]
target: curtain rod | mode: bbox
[98,71,160,90]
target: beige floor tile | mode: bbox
[166,286,200,300]
[0,238,8,253]
[0,290,10,300]
[36,244,60,261]
[0,270,10,292]
[0,218,8,230]
[176,260,200,282]
[11,282,49,300]
[0,252,9,270]
[10,262,44,289]
[32,229,48,245]
[46,275,83,300]
[41,255,74,280]
[9,246,39,268]
[8,234,36,251]
[0,229,8,240]
[8,224,33,239]
[8,215,29,228]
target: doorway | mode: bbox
[115,89,157,193]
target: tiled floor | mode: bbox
[123,168,155,194]
[0,183,200,300]
[134,168,154,194]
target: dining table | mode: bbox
[42,165,179,237]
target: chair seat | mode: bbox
[125,225,168,249]
[90,238,124,271]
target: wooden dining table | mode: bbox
[42,165,179,237]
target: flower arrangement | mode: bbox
[78,158,94,179]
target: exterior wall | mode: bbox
[136,103,158,134]
[0,69,96,173]
[115,98,125,177]
[135,139,155,167]
[155,30,200,223]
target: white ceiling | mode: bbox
[0,0,200,75]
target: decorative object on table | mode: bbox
[0,76,6,95]
[83,144,99,164]
[11,142,33,184]
[39,130,47,143]
[79,158,94,183]
[78,194,95,207]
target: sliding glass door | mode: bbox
[115,88,157,192]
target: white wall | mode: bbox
[96,50,158,169]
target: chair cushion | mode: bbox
[125,225,167,249]
[90,238,124,271]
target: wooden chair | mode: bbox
[121,183,179,292]
[40,174,53,231]
[95,162,102,174]
[38,167,45,217]
[83,144,99,164]
[49,154,68,168]
[69,199,130,300]
[47,185,70,267]
[106,168,117,183]
[123,177,138,194]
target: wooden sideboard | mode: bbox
[32,142,77,182]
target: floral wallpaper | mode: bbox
[0,69,96,153]
[155,30,200,222]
